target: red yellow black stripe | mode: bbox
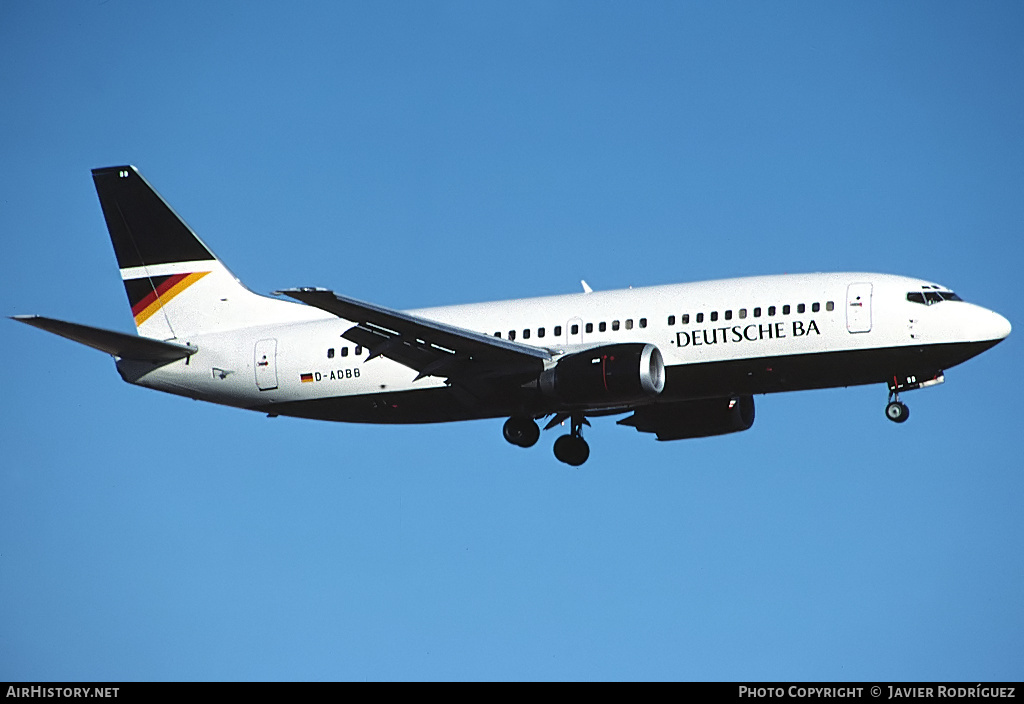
[127,271,209,326]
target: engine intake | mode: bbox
[540,343,665,407]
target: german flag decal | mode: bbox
[125,272,210,326]
[300,373,314,383]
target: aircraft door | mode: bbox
[567,317,584,345]
[254,338,279,390]
[846,283,873,333]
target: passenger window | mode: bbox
[494,332,501,338]
[571,324,579,335]
[739,309,747,319]
[355,346,363,355]
[782,305,790,315]
[725,310,733,321]
[599,322,607,332]
[612,320,620,331]
[682,314,690,324]
[710,311,719,322]
[585,323,593,334]
[523,329,530,339]
[625,319,633,330]
[509,330,516,340]
[753,307,761,318]
[327,348,335,359]
[826,301,834,311]
[538,327,545,338]
[812,303,820,313]
[797,303,805,314]
[667,315,675,326]
[768,306,776,316]
[639,318,647,328]
[341,347,349,357]
[554,325,562,336]
[696,313,704,323]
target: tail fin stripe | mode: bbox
[127,274,182,314]
[119,261,216,280]
[131,271,209,326]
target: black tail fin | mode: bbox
[92,166,217,271]
[91,165,294,338]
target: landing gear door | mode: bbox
[254,338,279,391]
[846,283,873,333]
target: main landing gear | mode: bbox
[552,415,590,467]
[502,414,591,466]
[503,416,540,448]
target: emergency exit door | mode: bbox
[846,283,873,333]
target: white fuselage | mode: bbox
[120,272,1011,423]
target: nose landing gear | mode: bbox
[885,397,910,423]
[886,377,911,423]
[884,372,943,424]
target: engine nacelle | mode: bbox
[540,343,665,407]
[618,396,755,441]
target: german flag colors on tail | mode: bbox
[126,271,210,326]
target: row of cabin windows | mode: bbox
[327,301,835,353]
[667,301,834,326]
[327,345,363,359]
[494,318,649,341]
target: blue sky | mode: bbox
[2,1,1022,681]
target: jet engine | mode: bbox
[540,343,665,407]
[618,396,755,440]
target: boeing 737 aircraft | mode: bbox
[14,166,1012,465]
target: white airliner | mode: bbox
[13,166,1012,465]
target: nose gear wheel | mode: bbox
[885,379,910,424]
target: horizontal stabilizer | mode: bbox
[12,315,196,362]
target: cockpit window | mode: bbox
[907,291,962,305]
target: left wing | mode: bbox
[278,288,550,394]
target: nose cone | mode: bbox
[973,306,1012,343]
[990,310,1012,341]
[952,303,1011,346]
